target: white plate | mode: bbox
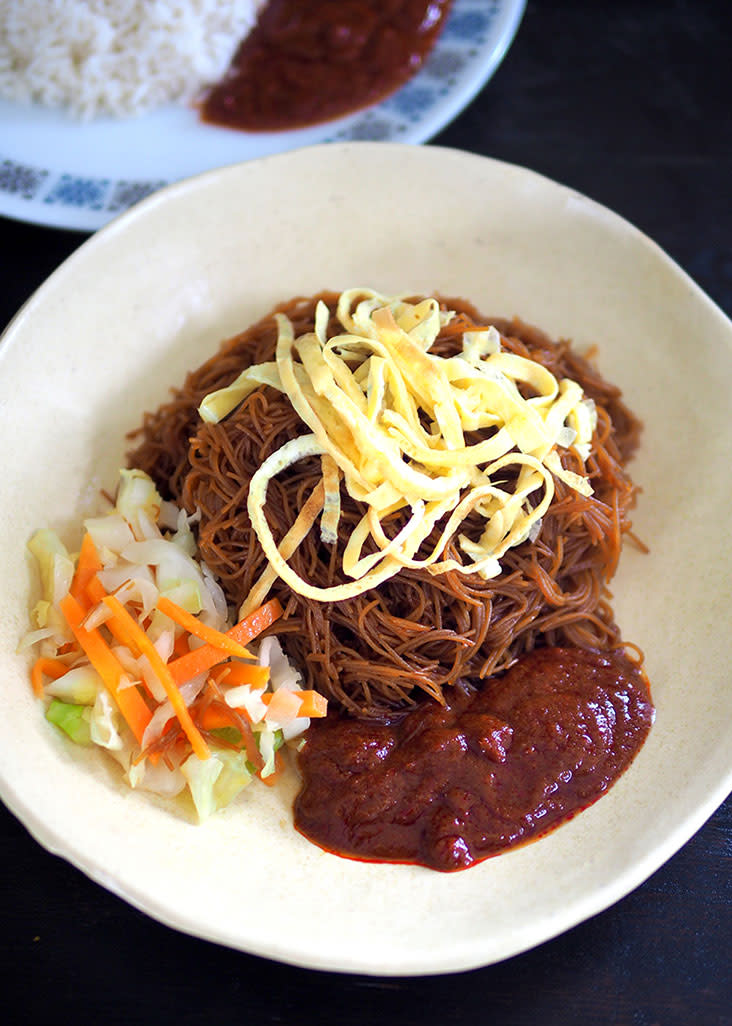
[0,0,525,231]
[1,143,731,976]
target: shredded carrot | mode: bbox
[101,593,210,761]
[198,703,242,733]
[227,598,283,646]
[59,593,151,743]
[85,575,131,647]
[172,632,191,658]
[30,656,72,698]
[156,595,254,660]
[86,574,106,605]
[211,662,270,689]
[69,532,103,610]
[295,689,328,718]
[261,689,328,718]
[167,598,283,686]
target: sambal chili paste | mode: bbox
[201,0,453,132]
[294,647,654,872]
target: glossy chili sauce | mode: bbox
[294,647,654,871]
[201,0,453,132]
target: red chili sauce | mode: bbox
[294,647,654,872]
[200,0,453,132]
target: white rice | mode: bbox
[0,0,264,118]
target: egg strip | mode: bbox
[201,289,597,605]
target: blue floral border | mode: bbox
[0,158,166,215]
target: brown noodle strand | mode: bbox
[127,292,642,717]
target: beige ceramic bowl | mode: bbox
[1,144,731,975]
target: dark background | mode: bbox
[1,2,730,1023]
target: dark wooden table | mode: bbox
[1,2,730,1023]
